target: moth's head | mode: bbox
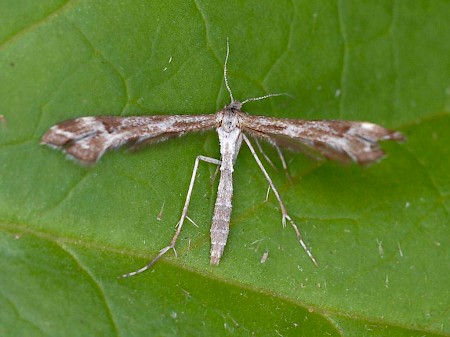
[225,100,243,113]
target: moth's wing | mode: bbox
[246,128,326,161]
[41,114,219,165]
[241,115,405,165]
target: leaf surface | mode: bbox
[1,1,449,336]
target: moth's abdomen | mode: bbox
[210,168,233,265]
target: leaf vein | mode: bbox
[336,0,348,120]
[58,243,122,336]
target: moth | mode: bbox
[41,42,404,277]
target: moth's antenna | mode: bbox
[241,93,293,106]
[224,37,234,103]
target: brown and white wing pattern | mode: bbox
[240,115,405,165]
[41,114,219,165]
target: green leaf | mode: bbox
[1,0,449,336]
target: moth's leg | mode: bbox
[242,134,318,267]
[253,137,292,198]
[274,145,292,183]
[210,165,221,186]
[253,137,278,171]
[264,185,271,203]
[253,136,292,183]
[242,134,291,226]
[119,155,222,278]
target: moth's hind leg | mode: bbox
[242,134,318,267]
[119,155,221,278]
[253,136,292,183]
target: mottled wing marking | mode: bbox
[41,115,219,164]
[240,115,405,165]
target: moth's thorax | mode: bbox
[219,100,244,133]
